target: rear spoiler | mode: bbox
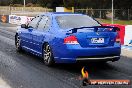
[67,26,120,34]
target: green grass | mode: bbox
[96,19,132,25]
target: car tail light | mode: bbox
[64,35,79,44]
[116,33,120,43]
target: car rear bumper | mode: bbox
[76,55,120,62]
[53,43,121,63]
[76,56,120,61]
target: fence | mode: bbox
[75,9,132,20]
[0,6,53,16]
[0,6,132,20]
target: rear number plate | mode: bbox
[91,38,104,43]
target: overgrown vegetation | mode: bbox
[0,0,131,9]
[97,19,132,25]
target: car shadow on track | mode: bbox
[18,50,120,79]
[16,51,132,88]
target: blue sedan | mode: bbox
[15,12,121,66]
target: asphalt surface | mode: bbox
[0,22,132,88]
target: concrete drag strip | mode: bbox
[121,49,132,58]
[121,46,132,58]
[0,77,11,88]
[122,46,132,50]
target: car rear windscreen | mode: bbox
[56,15,101,29]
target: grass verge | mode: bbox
[96,19,132,25]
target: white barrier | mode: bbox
[124,25,132,46]
[26,17,34,24]
[9,15,34,25]
[9,15,17,24]
[102,23,132,46]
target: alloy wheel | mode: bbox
[43,44,54,66]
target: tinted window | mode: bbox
[28,16,40,28]
[56,15,101,29]
[44,18,51,30]
[37,16,48,30]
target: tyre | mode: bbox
[43,43,54,66]
[15,35,22,52]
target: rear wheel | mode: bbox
[43,43,54,66]
[15,35,22,52]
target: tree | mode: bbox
[114,0,132,20]
[38,0,63,8]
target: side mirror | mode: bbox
[21,24,27,28]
